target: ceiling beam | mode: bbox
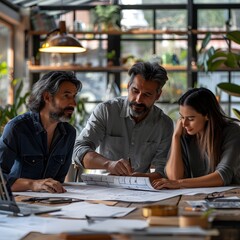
[0,1,20,25]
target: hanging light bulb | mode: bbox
[39,21,86,53]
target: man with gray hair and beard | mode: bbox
[0,71,82,193]
[73,62,173,181]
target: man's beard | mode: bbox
[49,107,74,122]
[49,101,74,122]
[129,101,149,118]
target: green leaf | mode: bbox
[197,46,216,72]
[199,32,211,53]
[207,51,227,70]
[227,31,240,45]
[232,108,240,120]
[225,53,239,68]
[208,59,226,71]
[217,82,240,97]
[0,61,8,75]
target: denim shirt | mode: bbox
[73,97,173,176]
[0,112,76,186]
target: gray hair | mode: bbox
[28,71,82,112]
[128,62,168,93]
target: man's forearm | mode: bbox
[11,178,34,192]
[82,151,111,170]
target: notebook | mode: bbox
[0,167,61,216]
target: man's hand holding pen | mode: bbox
[105,158,133,176]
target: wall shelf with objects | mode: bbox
[26,2,240,119]
[28,64,189,73]
[29,29,189,36]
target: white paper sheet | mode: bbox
[83,219,148,233]
[15,183,238,203]
[50,201,135,218]
[0,226,28,240]
[0,215,88,234]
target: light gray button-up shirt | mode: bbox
[73,97,173,176]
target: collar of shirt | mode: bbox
[30,111,67,136]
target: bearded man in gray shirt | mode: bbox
[73,62,173,181]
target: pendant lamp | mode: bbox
[39,21,86,53]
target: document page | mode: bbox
[81,173,157,191]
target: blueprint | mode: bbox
[81,173,157,191]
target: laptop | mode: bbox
[0,167,61,216]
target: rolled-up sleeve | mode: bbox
[73,103,106,167]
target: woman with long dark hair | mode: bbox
[153,87,240,189]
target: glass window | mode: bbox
[194,0,240,3]
[120,71,187,103]
[198,9,228,30]
[161,72,187,102]
[197,72,240,117]
[197,72,227,99]
[121,40,153,62]
[121,9,153,32]
[120,0,187,3]
[231,9,240,30]
[76,72,107,104]
[156,40,188,66]
[75,40,108,67]
[156,10,187,30]
[230,72,240,103]
[0,21,12,106]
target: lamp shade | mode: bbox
[39,21,86,53]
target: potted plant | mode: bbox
[106,50,116,66]
[91,5,120,31]
[198,30,240,119]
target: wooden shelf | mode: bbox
[28,65,128,73]
[29,29,230,36]
[29,29,189,36]
[191,30,228,35]
[28,64,188,73]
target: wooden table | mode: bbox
[18,187,240,240]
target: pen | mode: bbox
[128,157,131,167]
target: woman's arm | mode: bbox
[165,119,185,180]
[152,171,224,189]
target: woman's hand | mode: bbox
[152,178,181,190]
[173,119,184,138]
